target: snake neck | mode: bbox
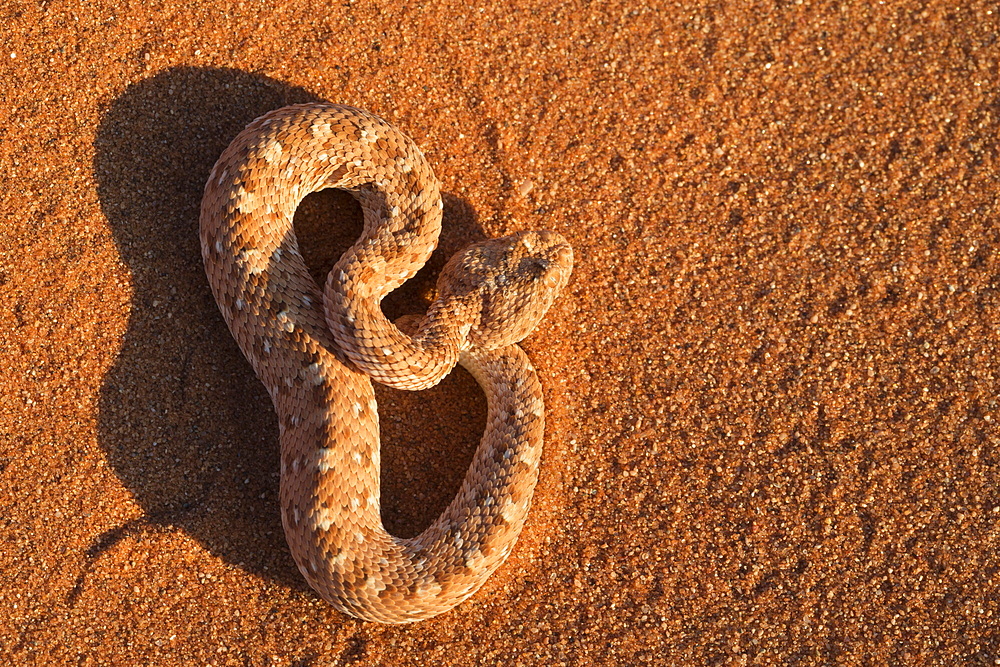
[324,254,477,390]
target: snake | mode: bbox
[199,103,573,623]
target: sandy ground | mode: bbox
[2,1,999,664]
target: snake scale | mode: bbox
[199,103,572,623]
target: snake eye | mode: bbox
[519,256,551,278]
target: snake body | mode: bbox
[199,104,572,623]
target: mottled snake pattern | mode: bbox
[200,104,572,623]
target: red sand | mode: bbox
[2,1,998,664]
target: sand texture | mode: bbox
[2,1,999,664]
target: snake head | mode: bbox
[436,230,573,349]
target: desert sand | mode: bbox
[2,1,998,664]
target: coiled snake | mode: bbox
[200,103,572,623]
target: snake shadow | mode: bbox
[92,66,489,595]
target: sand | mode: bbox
[2,1,998,664]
